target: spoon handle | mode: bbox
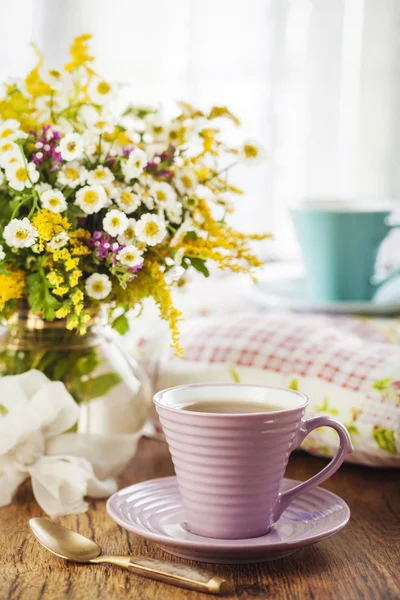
[94,555,228,594]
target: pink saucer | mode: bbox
[107,476,350,564]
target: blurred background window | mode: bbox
[1,0,399,260]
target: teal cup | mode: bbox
[291,200,400,302]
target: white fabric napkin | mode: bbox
[0,370,141,516]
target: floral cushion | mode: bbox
[141,312,400,466]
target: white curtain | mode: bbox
[1,0,400,257]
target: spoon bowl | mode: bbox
[30,518,102,562]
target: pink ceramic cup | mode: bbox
[154,383,353,540]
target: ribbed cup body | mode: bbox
[155,384,307,539]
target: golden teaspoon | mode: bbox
[29,518,228,595]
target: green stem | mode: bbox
[10,195,30,220]
[30,350,46,370]
[16,144,40,217]
[201,161,237,184]
[53,102,100,120]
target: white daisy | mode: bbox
[57,162,88,188]
[171,215,194,247]
[135,213,166,246]
[117,218,137,245]
[47,231,69,250]
[102,209,129,237]
[81,130,98,160]
[166,201,183,225]
[75,185,108,214]
[238,139,266,166]
[6,162,39,191]
[151,181,176,208]
[175,168,197,195]
[134,182,155,210]
[121,148,148,182]
[101,184,115,207]
[35,95,68,120]
[115,188,141,214]
[0,243,5,260]
[86,166,114,186]
[85,273,112,300]
[145,113,168,142]
[80,105,115,135]
[0,119,26,142]
[40,189,67,213]
[88,76,114,105]
[36,182,52,195]
[117,245,144,268]
[57,132,84,161]
[3,217,38,248]
[39,68,71,91]
[0,141,20,168]
[2,154,23,171]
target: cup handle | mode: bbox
[273,416,353,521]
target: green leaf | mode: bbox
[81,372,122,401]
[229,368,240,383]
[27,270,60,320]
[190,257,210,277]
[0,403,8,416]
[288,378,299,391]
[345,423,360,440]
[314,395,339,415]
[186,230,198,241]
[372,378,392,392]
[74,351,99,377]
[112,314,129,335]
[66,203,82,228]
[373,427,397,455]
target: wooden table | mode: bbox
[1,438,399,600]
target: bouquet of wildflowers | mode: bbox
[0,34,268,355]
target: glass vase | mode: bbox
[0,307,152,435]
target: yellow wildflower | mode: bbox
[53,248,71,262]
[25,46,51,98]
[47,271,64,286]
[0,270,25,307]
[123,259,183,357]
[72,289,84,306]
[208,106,240,126]
[64,34,94,73]
[199,129,218,154]
[195,167,209,180]
[71,244,90,256]
[69,269,82,287]
[66,314,79,330]
[55,304,72,319]
[65,257,79,272]
[52,286,69,296]
[32,210,71,244]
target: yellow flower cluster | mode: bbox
[117,258,183,357]
[30,210,91,331]
[32,209,71,246]
[64,34,94,74]
[184,199,269,276]
[0,270,25,310]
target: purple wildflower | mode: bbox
[31,125,63,169]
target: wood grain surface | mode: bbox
[0,438,399,600]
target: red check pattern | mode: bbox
[178,313,398,393]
